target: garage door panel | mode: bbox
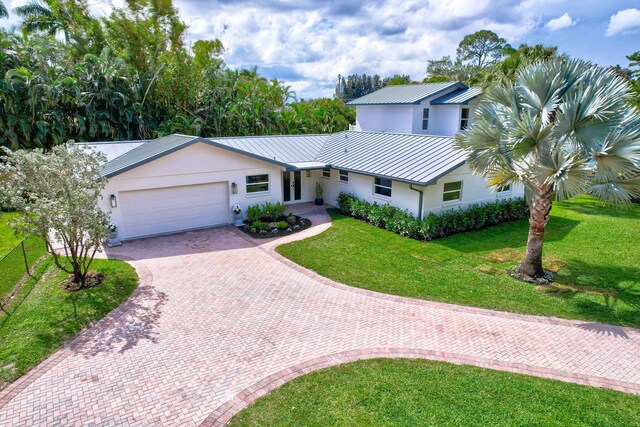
[119,182,229,239]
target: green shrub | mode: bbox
[276,221,288,230]
[287,215,297,224]
[250,220,264,230]
[247,205,262,222]
[261,201,285,221]
[336,192,529,241]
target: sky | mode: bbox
[2,0,640,99]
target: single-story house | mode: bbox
[81,82,523,241]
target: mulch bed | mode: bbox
[240,215,312,239]
[61,271,105,291]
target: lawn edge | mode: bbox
[0,259,149,410]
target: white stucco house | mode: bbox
[84,81,523,241]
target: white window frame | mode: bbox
[322,168,331,179]
[422,108,429,130]
[339,169,349,183]
[442,181,463,204]
[373,177,392,198]
[245,174,270,196]
[497,184,512,195]
[460,107,470,130]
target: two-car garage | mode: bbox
[118,182,230,240]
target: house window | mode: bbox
[497,184,511,194]
[460,108,470,130]
[322,168,331,179]
[374,177,392,197]
[443,181,462,203]
[422,108,430,130]
[339,170,349,182]
[246,174,270,194]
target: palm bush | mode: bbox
[456,59,640,281]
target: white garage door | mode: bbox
[119,182,229,239]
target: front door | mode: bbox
[283,171,302,203]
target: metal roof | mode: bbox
[430,87,483,105]
[346,82,466,105]
[75,141,147,162]
[209,134,329,163]
[98,131,467,185]
[316,131,466,185]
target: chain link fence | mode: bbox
[0,235,47,309]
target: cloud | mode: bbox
[606,8,640,36]
[545,13,577,31]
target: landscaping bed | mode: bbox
[229,358,640,426]
[242,215,312,239]
[240,201,312,239]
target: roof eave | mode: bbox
[102,136,293,178]
[346,82,467,106]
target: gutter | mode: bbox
[409,184,426,220]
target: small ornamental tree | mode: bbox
[456,59,640,282]
[0,144,109,286]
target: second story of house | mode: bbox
[346,82,482,137]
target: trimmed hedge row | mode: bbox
[336,192,529,241]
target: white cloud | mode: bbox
[606,8,640,36]
[545,13,576,31]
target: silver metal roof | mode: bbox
[316,131,465,185]
[346,82,466,105]
[430,87,482,105]
[209,134,329,163]
[98,131,466,185]
[75,141,147,162]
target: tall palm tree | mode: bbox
[456,59,640,282]
[15,0,89,44]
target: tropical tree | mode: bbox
[456,59,640,281]
[0,1,8,18]
[15,0,92,44]
[0,145,110,286]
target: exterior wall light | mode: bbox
[231,182,238,194]
[110,194,117,208]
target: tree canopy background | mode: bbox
[0,0,355,150]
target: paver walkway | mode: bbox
[0,204,639,426]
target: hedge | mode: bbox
[336,192,529,241]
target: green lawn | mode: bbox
[0,258,138,388]
[0,212,22,257]
[0,212,48,301]
[229,358,640,427]
[277,196,640,327]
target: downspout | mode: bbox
[409,184,426,220]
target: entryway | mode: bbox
[283,170,302,203]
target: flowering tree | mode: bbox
[0,144,109,286]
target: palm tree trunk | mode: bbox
[519,193,552,280]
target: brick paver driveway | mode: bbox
[1,204,639,426]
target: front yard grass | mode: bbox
[229,358,640,426]
[0,212,22,257]
[277,196,640,327]
[0,258,138,388]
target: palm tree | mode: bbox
[0,1,8,18]
[456,59,640,282]
[15,0,89,44]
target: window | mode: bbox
[374,177,392,197]
[443,181,462,203]
[322,168,331,179]
[246,174,269,194]
[422,108,430,130]
[339,170,349,182]
[460,108,470,130]
[497,184,511,194]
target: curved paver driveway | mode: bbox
[1,205,639,426]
